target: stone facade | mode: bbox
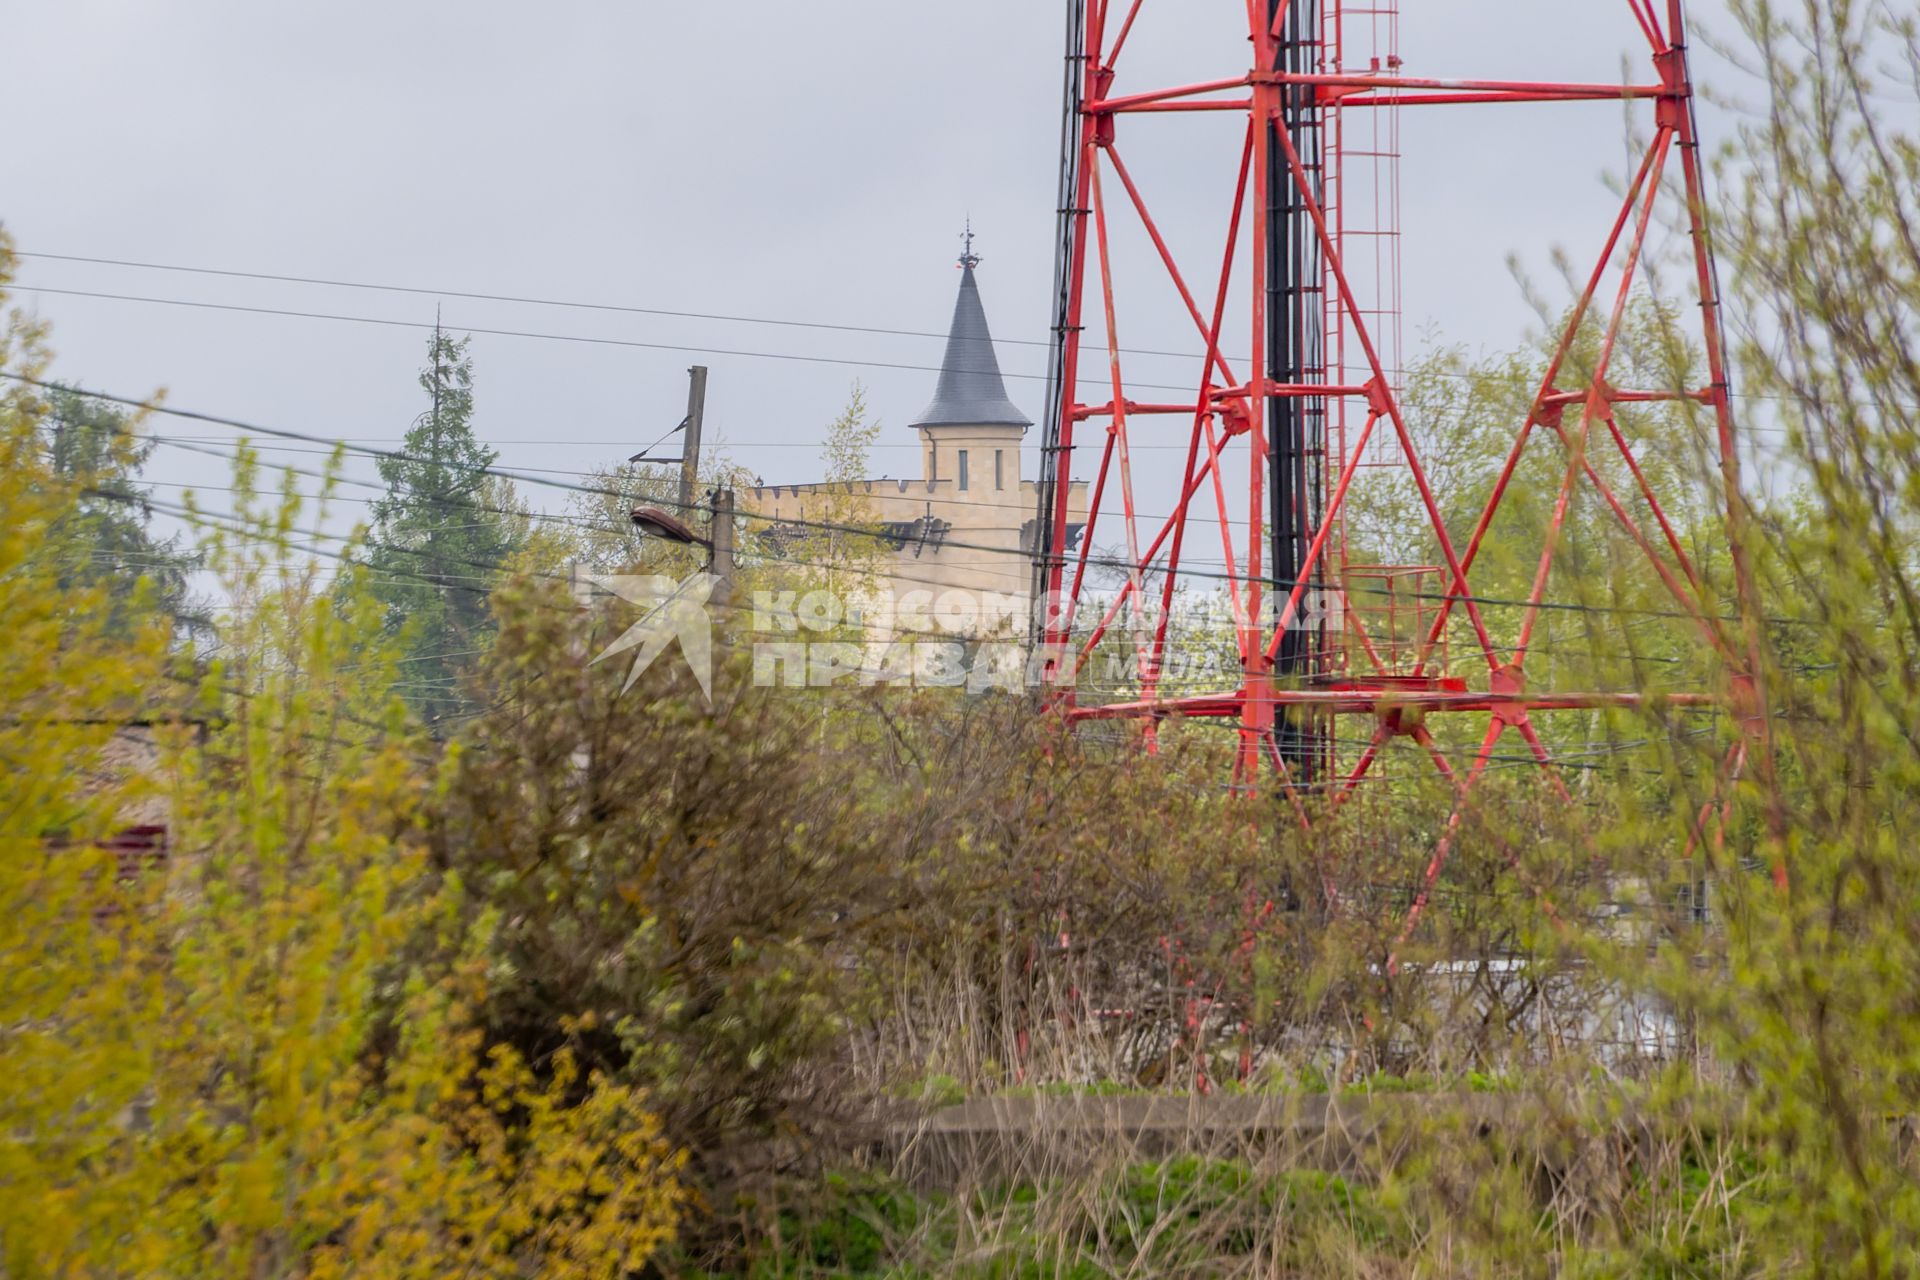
[741,254,1089,638]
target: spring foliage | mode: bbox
[9,4,1920,1273]
[0,250,685,1273]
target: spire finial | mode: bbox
[959,217,981,270]
[911,220,1032,431]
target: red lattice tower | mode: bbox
[1028,0,1771,954]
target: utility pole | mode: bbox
[680,365,708,517]
[708,487,736,611]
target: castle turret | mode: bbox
[741,230,1086,634]
[912,233,1029,497]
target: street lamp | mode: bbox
[629,506,707,548]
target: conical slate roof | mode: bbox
[911,262,1031,430]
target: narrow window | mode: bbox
[959,449,970,491]
[995,450,1005,490]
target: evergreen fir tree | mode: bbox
[366,326,523,728]
[40,387,210,639]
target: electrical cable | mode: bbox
[10,249,1196,361]
[9,370,1794,627]
[7,248,1865,419]
[4,283,1198,396]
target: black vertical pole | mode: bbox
[1033,0,1090,634]
[1266,0,1326,783]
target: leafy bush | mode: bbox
[437,574,907,1216]
[0,365,685,1275]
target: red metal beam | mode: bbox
[1036,0,1761,947]
[1147,124,1256,703]
[1512,128,1677,667]
[1407,130,1671,675]
[1091,76,1664,115]
[1067,690,1714,721]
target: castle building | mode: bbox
[744,242,1089,636]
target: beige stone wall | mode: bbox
[742,424,1090,639]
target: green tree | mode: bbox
[0,258,686,1276]
[565,460,691,574]
[562,452,749,577]
[366,327,523,729]
[36,387,210,639]
[1624,0,1920,1269]
[765,384,890,600]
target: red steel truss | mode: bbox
[1029,0,1771,950]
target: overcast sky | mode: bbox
[3,1,1759,565]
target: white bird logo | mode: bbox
[585,572,720,703]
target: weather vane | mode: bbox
[959,217,981,269]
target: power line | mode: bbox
[81,493,1760,752]
[8,371,1784,627]
[135,434,1221,529]
[7,249,1847,422]
[114,467,1724,669]
[154,434,1213,452]
[11,274,1811,446]
[6,250,1210,362]
[97,490,1031,661]
[5,283,1193,397]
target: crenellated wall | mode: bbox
[741,423,1089,632]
